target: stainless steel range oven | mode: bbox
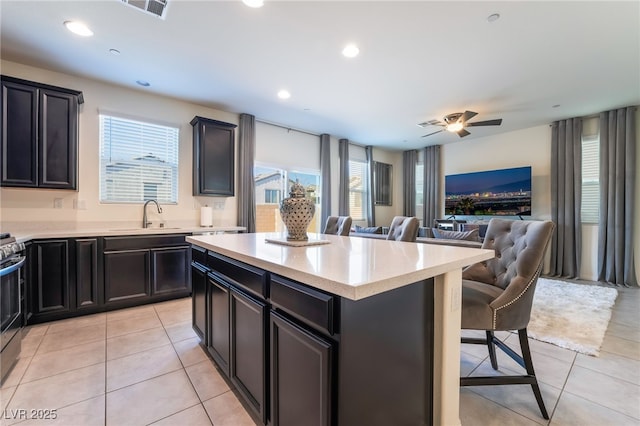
[1,234,26,385]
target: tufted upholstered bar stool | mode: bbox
[323,216,352,236]
[460,218,555,420]
[386,216,420,242]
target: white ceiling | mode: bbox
[1,1,639,150]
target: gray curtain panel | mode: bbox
[403,150,417,216]
[319,134,331,230]
[365,145,375,226]
[237,113,256,233]
[338,139,349,216]
[598,107,637,286]
[423,145,441,229]
[549,118,582,278]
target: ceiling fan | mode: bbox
[419,111,502,138]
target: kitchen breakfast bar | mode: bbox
[187,232,494,426]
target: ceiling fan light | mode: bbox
[446,122,464,132]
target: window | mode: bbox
[581,135,600,224]
[99,115,179,203]
[264,189,281,204]
[254,165,321,233]
[348,160,368,221]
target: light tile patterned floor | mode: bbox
[0,298,256,426]
[1,286,638,425]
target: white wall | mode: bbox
[0,60,240,227]
[0,59,402,232]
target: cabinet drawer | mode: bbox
[207,253,267,299]
[270,275,336,336]
[104,234,188,251]
[191,245,207,267]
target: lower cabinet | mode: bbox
[26,234,191,325]
[270,311,333,426]
[230,287,267,424]
[196,252,336,426]
[191,260,208,342]
[207,272,230,374]
[75,238,100,311]
[104,250,150,304]
[103,235,191,310]
[30,239,72,317]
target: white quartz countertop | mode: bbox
[187,232,495,300]
[9,225,246,243]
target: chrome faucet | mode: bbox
[142,199,162,228]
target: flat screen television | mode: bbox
[445,166,532,216]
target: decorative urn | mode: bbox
[280,181,315,241]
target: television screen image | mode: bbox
[445,166,532,216]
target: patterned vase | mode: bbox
[280,181,316,241]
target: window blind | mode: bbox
[99,115,179,203]
[581,135,599,224]
[349,160,367,220]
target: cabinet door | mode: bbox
[191,262,208,342]
[270,311,333,426]
[207,272,230,374]
[1,80,38,187]
[75,238,99,311]
[230,287,267,423]
[151,246,190,296]
[191,116,236,196]
[38,89,78,189]
[104,250,150,305]
[32,240,71,314]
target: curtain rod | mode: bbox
[549,106,638,125]
[255,118,320,137]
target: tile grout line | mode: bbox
[156,303,215,425]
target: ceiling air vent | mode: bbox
[121,0,168,19]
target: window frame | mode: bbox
[99,114,180,205]
[581,134,600,224]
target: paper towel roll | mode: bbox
[200,206,213,227]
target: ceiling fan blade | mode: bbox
[460,110,478,123]
[421,129,444,138]
[457,129,471,138]
[466,119,503,127]
[427,119,445,126]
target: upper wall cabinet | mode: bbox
[0,75,84,190]
[191,116,236,197]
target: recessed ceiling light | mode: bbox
[136,80,151,87]
[487,13,500,23]
[64,20,94,37]
[109,48,121,55]
[242,0,264,8]
[342,44,360,58]
[277,90,291,100]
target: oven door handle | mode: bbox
[0,256,25,277]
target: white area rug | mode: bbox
[528,277,618,356]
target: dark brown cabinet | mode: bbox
[30,239,71,317]
[75,238,100,311]
[207,271,230,374]
[28,238,102,323]
[270,311,333,426]
[191,116,236,196]
[230,287,267,424]
[1,76,82,190]
[103,235,191,310]
[191,247,208,342]
[104,250,150,304]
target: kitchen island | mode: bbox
[187,232,494,426]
